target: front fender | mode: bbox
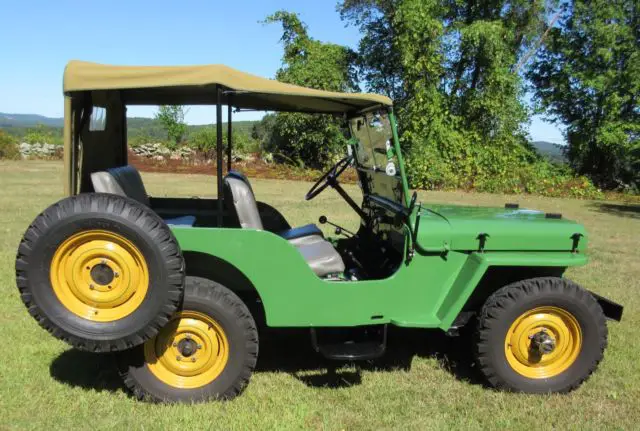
[435,251,588,330]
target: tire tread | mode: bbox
[474,276,607,393]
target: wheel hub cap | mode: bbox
[90,263,115,286]
[178,338,198,357]
[530,330,556,355]
[144,311,229,389]
[504,306,582,379]
[50,230,149,322]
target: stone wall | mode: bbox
[19,142,63,159]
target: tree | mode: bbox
[339,0,552,191]
[338,0,406,104]
[528,0,639,190]
[261,11,358,168]
[155,105,187,149]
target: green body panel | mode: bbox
[172,226,587,330]
[417,205,587,253]
[434,251,587,328]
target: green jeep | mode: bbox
[16,61,623,402]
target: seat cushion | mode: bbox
[91,171,127,197]
[163,215,196,226]
[279,223,325,245]
[297,240,345,277]
[224,172,263,229]
[90,165,150,207]
[278,223,323,241]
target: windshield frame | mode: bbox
[348,108,410,207]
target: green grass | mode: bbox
[1,160,638,430]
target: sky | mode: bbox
[0,0,564,144]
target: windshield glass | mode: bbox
[350,111,395,170]
[349,111,404,206]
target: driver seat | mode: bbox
[224,171,345,277]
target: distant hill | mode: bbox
[0,113,63,128]
[530,140,567,164]
[0,112,259,141]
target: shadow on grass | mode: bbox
[590,202,640,219]
[255,327,486,389]
[49,327,485,393]
[50,350,123,392]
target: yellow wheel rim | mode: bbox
[144,311,229,389]
[50,229,149,322]
[505,306,582,379]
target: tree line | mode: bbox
[255,1,638,196]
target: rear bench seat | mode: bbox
[90,165,196,226]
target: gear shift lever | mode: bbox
[319,216,355,237]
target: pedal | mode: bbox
[310,325,387,360]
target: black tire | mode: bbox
[475,277,607,393]
[118,276,259,403]
[15,193,185,352]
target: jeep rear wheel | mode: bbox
[118,276,259,403]
[15,193,185,352]
[475,277,607,393]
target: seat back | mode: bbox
[224,171,263,229]
[90,165,150,207]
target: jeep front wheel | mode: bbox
[474,277,607,393]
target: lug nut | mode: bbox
[197,344,202,349]
[172,342,178,347]
[176,355,182,361]
[191,358,196,362]
[89,284,95,290]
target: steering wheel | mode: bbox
[305,155,353,201]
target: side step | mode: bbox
[310,325,387,361]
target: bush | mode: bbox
[128,134,156,148]
[22,125,63,146]
[188,127,218,158]
[187,128,259,160]
[406,133,603,199]
[0,130,20,159]
[263,113,348,169]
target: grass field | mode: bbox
[1,160,638,430]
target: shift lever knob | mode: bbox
[319,215,327,224]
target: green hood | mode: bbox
[415,204,587,253]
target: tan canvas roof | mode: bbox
[63,61,392,113]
